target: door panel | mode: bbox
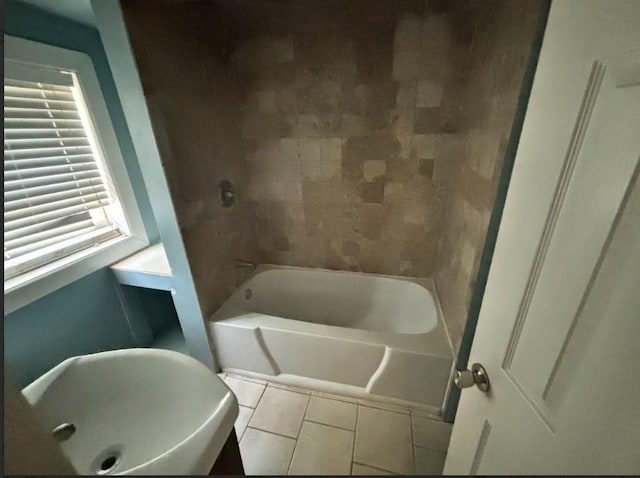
[507,52,640,414]
[445,0,640,474]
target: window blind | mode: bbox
[4,77,124,280]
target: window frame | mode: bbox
[4,35,149,314]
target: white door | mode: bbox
[444,0,640,474]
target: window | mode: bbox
[4,70,128,279]
[4,35,148,313]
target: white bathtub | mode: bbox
[208,265,454,412]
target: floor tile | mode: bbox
[413,446,446,475]
[239,428,296,475]
[411,416,452,452]
[352,463,394,475]
[288,421,354,475]
[249,387,309,438]
[305,396,358,430]
[235,405,254,441]
[354,406,413,474]
[224,376,265,408]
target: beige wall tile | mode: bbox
[298,139,321,162]
[413,134,437,159]
[321,160,342,179]
[279,138,298,161]
[125,0,543,354]
[256,90,277,114]
[319,137,342,161]
[434,0,543,353]
[122,2,261,319]
[302,160,322,179]
[342,113,369,136]
[392,50,421,81]
[363,160,387,181]
[394,14,423,52]
[283,181,303,202]
[416,80,444,108]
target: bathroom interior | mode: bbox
[4,0,551,475]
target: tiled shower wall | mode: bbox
[122,2,259,319]
[226,0,543,349]
[433,1,544,352]
[229,1,451,276]
[122,0,543,350]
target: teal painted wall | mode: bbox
[3,0,168,388]
[5,269,142,386]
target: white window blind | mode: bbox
[4,74,126,280]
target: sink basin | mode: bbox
[22,348,238,475]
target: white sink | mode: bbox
[22,348,238,475]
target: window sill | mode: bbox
[110,243,173,291]
[4,234,149,315]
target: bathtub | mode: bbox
[208,265,454,412]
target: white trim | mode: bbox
[3,35,149,314]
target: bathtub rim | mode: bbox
[240,266,439,334]
[210,264,455,357]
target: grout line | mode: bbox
[295,394,312,440]
[350,403,360,474]
[302,418,356,433]
[359,403,408,418]
[234,373,442,474]
[352,461,398,475]
[286,393,311,475]
[409,408,416,474]
[249,381,268,414]
[245,425,298,442]
[358,398,410,415]
[226,373,266,385]
[267,385,311,398]
[310,391,359,404]
[267,381,311,395]
[413,444,448,455]
[238,407,255,443]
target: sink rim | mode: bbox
[22,348,238,475]
[123,390,236,475]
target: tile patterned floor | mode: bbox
[220,373,452,475]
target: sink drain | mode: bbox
[94,448,121,475]
[100,456,118,472]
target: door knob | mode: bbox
[454,363,490,392]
